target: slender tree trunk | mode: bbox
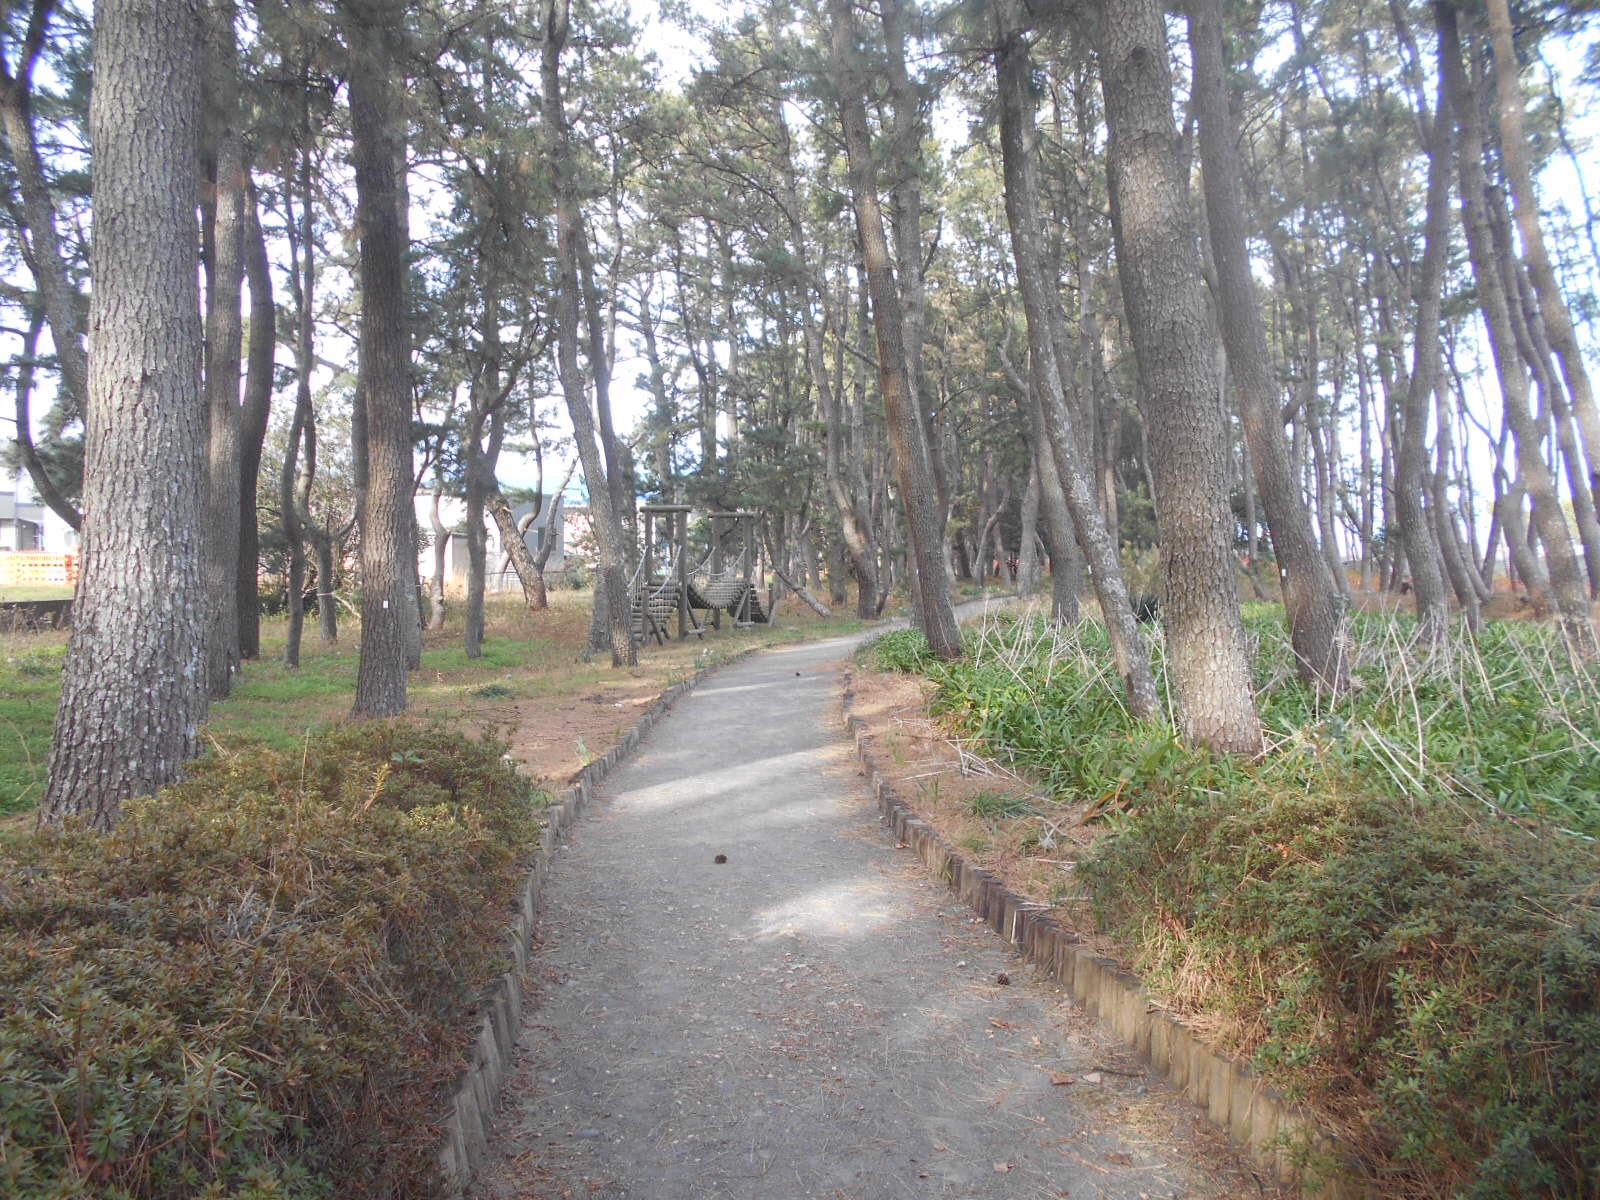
[881,0,950,540]
[488,489,550,610]
[995,4,1156,706]
[347,0,415,714]
[828,0,959,659]
[429,486,448,631]
[237,183,274,659]
[1097,0,1261,751]
[202,0,245,697]
[1491,198,1600,594]
[281,377,308,668]
[463,401,504,659]
[1189,0,1347,687]
[1440,5,1595,652]
[543,0,633,666]
[10,311,80,530]
[1485,0,1600,512]
[776,98,881,619]
[0,0,89,426]
[1016,460,1041,595]
[1391,33,1454,642]
[42,0,206,829]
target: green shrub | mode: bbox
[1079,784,1600,1198]
[0,723,542,1199]
[913,610,1600,1196]
[861,628,936,674]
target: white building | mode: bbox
[0,491,45,551]
[415,491,567,591]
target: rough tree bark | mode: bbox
[828,0,960,659]
[1097,0,1262,751]
[42,0,206,829]
[994,0,1158,715]
[346,0,416,714]
[1188,0,1349,685]
[542,0,634,666]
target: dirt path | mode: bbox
[472,633,1276,1200]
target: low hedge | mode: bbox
[898,612,1600,1197]
[0,723,543,1199]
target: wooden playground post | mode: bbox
[675,507,688,641]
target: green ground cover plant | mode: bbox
[868,609,1600,1197]
[0,722,542,1199]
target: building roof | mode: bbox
[0,492,45,524]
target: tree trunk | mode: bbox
[1391,28,1454,643]
[489,489,549,610]
[0,0,89,428]
[347,0,415,715]
[1016,460,1041,596]
[236,182,274,659]
[994,3,1155,705]
[776,96,881,620]
[202,0,245,698]
[42,0,206,830]
[1485,0,1600,513]
[1440,6,1595,652]
[543,0,634,666]
[1097,0,1261,751]
[10,311,80,530]
[828,0,959,659]
[281,375,308,668]
[429,486,448,631]
[1189,0,1347,687]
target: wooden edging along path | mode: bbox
[839,665,1374,1200]
[435,615,1372,1199]
[435,645,766,1194]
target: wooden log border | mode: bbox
[435,647,766,1195]
[840,666,1373,1200]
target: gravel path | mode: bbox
[471,633,1275,1200]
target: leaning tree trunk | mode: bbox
[0,0,89,434]
[1188,0,1348,686]
[42,0,206,830]
[1485,0,1600,512]
[543,0,634,666]
[489,491,548,610]
[203,0,246,698]
[828,0,960,659]
[346,0,415,715]
[993,1,1157,712]
[1440,6,1595,653]
[1097,0,1261,752]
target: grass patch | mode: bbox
[0,584,75,602]
[1,587,871,815]
[909,607,1600,1197]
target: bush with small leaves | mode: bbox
[0,723,543,1199]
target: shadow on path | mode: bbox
[472,635,1273,1200]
